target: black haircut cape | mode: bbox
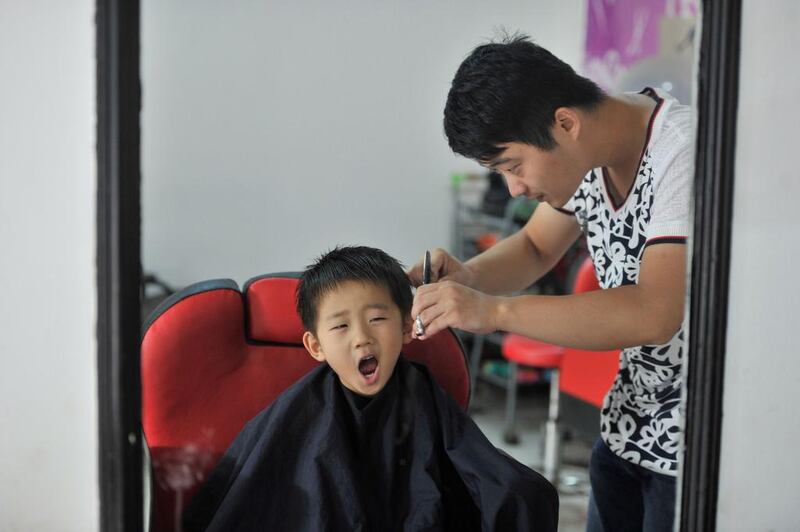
[183,356,559,531]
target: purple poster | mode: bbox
[583,0,698,91]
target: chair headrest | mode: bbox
[243,273,305,344]
[143,275,470,411]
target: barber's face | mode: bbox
[487,141,587,208]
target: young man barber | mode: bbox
[410,35,693,532]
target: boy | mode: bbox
[183,246,558,531]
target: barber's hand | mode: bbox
[407,248,475,288]
[411,281,500,339]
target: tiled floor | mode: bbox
[469,378,591,532]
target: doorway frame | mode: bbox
[679,1,741,530]
[97,0,143,530]
[95,1,742,530]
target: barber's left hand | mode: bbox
[411,280,500,339]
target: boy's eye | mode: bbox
[330,324,348,331]
[510,164,521,175]
[370,316,387,323]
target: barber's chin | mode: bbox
[546,196,567,208]
[540,197,556,207]
[532,193,555,206]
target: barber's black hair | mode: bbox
[297,245,413,333]
[444,33,605,162]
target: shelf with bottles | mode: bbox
[450,170,538,264]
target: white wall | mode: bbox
[142,0,586,288]
[716,2,800,530]
[0,1,98,531]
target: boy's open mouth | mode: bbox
[358,355,379,383]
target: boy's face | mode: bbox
[302,281,412,397]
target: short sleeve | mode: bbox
[645,144,693,243]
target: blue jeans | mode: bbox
[585,439,676,532]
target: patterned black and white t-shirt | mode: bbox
[560,88,694,476]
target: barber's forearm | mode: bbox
[493,286,683,350]
[465,231,553,295]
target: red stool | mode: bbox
[501,334,564,483]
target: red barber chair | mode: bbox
[500,257,619,483]
[558,257,620,442]
[141,273,470,532]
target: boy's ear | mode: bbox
[402,316,413,345]
[302,331,326,362]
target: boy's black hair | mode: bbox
[297,246,413,333]
[444,33,605,162]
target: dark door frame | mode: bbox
[96,0,143,530]
[95,1,741,530]
[680,1,742,530]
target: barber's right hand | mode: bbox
[407,248,475,288]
